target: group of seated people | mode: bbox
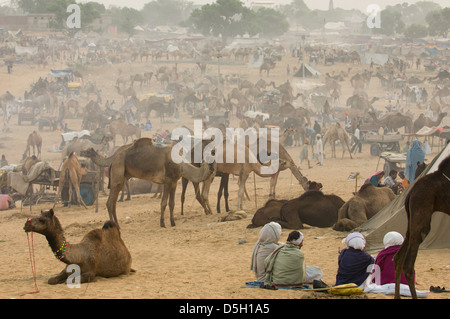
[366,169,406,195]
[250,222,419,296]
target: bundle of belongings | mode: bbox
[7,162,55,195]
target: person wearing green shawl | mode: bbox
[264,231,323,286]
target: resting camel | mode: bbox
[322,122,353,159]
[53,152,88,209]
[394,154,450,299]
[247,185,343,228]
[333,183,396,231]
[106,138,215,227]
[24,209,133,284]
[25,131,42,159]
[21,155,40,175]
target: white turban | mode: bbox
[383,231,404,248]
[345,232,366,250]
[288,231,304,246]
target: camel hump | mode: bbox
[103,220,120,230]
[131,137,153,148]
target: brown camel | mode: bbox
[394,154,450,299]
[247,199,288,228]
[259,61,276,77]
[23,209,133,284]
[21,155,41,175]
[276,190,345,229]
[247,190,344,228]
[120,124,141,144]
[322,122,353,159]
[53,152,88,209]
[25,131,42,159]
[413,112,447,133]
[333,183,396,231]
[368,112,413,133]
[106,138,214,227]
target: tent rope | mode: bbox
[21,220,39,296]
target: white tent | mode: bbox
[356,143,450,253]
[363,53,388,65]
[293,62,321,78]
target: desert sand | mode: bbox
[0,47,448,301]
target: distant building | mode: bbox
[0,14,54,31]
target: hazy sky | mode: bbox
[84,0,448,11]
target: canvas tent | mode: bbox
[362,53,388,65]
[356,143,450,253]
[294,63,321,78]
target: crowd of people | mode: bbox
[250,221,424,296]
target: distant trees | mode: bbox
[184,0,289,42]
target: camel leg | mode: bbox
[48,267,70,285]
[237,173,249,211]
[160,183,171,227]
[168,183,177,227]
[223,174,230,213]
[200,178,213,215]
[180,178,189,216]
[73,182,87,209]
[269,174,279,198]
[106,178,125,225]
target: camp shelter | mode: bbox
[356,142,450,253]
[293,62,321,78]
[362,53,388,65]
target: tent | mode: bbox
[356,143,450,253]
[362,53,388,65]
[293,63,321,78]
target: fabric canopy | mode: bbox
[356,143,450,253]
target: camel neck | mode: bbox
[46,232,68,262]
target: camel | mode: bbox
[394,154,450,299]
[115,85,136,101]
[61,137,108,160]
[106,138,215,227]
[247,199,288,228]
[247,188,344,228]
[276,190,345,229]
[259,61,276,77]
[368,111,413,133]
[21,155,40,175]
[23,209,133,284]
[322,122,353,159]
[25,131,42,159]
[120,124,141,144]
[333,183,396,231]
[53,152,88,209]
[413,112,447,133]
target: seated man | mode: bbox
[264,231,323,287]
[383,170,404,194]
[0,194,13,210]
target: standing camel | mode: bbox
[25,131,42,159]
[322,123,353,159]
[106,138,215,227]
[53,152,88,209]
[394,154,450,299]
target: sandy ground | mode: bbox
[0,47,449,301]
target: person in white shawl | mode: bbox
[250,222,282,282]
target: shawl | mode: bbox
[405,139,425,182]
[250,222,281,281]
[264,243,305,285]
[336,248,375,286]
[374,245,408,285]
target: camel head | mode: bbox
[80,147,96,159]
[24,209,62,236]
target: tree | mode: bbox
[372,8,405,36]
[426,8,450,37]
[142,0,193,27]
[404,24,428,39]
[185,0,289,42]
[110,6,143,37]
